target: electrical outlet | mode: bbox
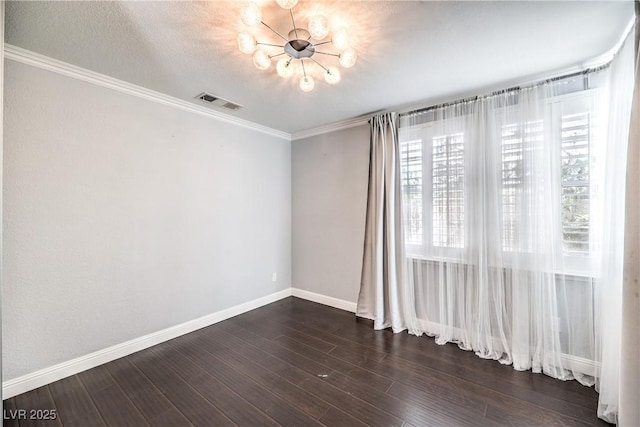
[272,273,277,282]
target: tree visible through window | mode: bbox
[432,134,464,248]
[501,120,543,252]
[399,93,596,261]
[561,112,591,255]
[400,139,423,245]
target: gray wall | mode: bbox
[1,2,5,401]
[292,124,369,303]
[3,60,291,380]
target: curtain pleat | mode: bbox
[618,23,640,427]
[357,113,417,333]
[595,28,636,424]
[357,26,636,425]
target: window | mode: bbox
[400,124,465,256]
[560,112,591,255]
[501,120,543,252]
[399,90,598,265]
[432,133,464,248]
[400,139,423,245]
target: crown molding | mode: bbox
[4,44,291,141]
[291,115,369,141]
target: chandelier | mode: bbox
[237,0,358,92]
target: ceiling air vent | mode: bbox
[195,92,243,111]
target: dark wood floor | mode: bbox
[4,297,609,426]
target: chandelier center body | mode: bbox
[285,39,315,59]
[238,1,358,92]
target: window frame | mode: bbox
[399,89,600,275]
[399,119,468,260]
[549,89,599,275]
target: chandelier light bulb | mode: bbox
[308,15,330,40]
[253,49,271,70]
[237,1,359,91]
[339,48,357,68]
[299,75,315,92]
[276,0,298,9]
[332,28,350,50]
[237,33,257,54]
[241,2,262,26]
[276,57,294,78]
[324,66,341,84]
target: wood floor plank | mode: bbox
[3,397,21,427]
[104,356,192,426]
[153,338,282,426]
[145,406,195,427]
[279,318,389,361]
[383,351,601,424]
[227,316,286,340]
[326,328,603,426]
[128,349,235,426]
[272,326,338,353]
[325,368,493,427]
[48,375,106,427]
[83,384,148,427]
[273,334,394,391]
[173,333,331,420]
[13,386,61,427]
[76,365,114,395]
[78,365,148,426]
[318,406,369,427]
[174,338,324,426]
[331,343,603,427]
[219,321,340,379]
[330,312,598,407]
[5,297,607,427]
[188,375,280,427]
[244,315,494,426]
[221,320,394,393]
[204,327,405,427]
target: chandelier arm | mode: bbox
[309,57,329,72]
[301,59,308,78]
[270,52,288,58]
[314,51,340,57]
[313,41,332,47]
[289,10,299,39]
[261,21,288,42]
[257,42,285,48]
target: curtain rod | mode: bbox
[402,63,610,117]
[402,17,636,117]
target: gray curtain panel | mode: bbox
[619,22,640,426]
[357,112,416,333]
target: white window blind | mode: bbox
[560,112,591,255]
[400,90,598,264]
[432,133,464,248]
[400,139,424,245]
[501,120,543,252]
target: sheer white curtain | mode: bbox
[357,25,636,424]
[393,28,635,421]
[596,27,638,424]
[399,82,597,379]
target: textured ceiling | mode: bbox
[6,1,634,134]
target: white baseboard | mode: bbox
[291,288,357,313]
[415,318,598,378]
[2,286,598,399]
[2,288,292,399]
[561,353,599,378]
